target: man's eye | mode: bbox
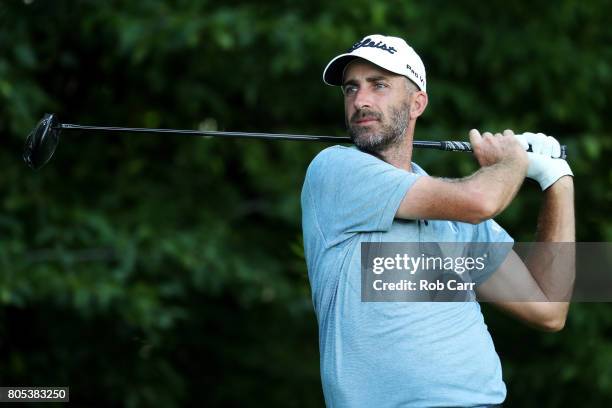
[374,82,388,89]
[343,85,358,95]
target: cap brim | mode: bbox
[322,54,360,86]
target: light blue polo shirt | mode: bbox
[301,145,513,408]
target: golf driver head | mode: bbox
[23,113,60,170]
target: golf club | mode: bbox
[23,113,568,170]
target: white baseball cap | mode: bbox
[323,34,427,92]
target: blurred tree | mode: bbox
[1,0,610,406]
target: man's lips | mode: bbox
[353,117,379,125]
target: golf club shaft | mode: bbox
[57,124,472,153]
[59,123,351,143]
[56,123,567,158]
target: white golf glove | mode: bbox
[514,132,573,190]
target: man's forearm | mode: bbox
[527,176,575,301]
[396,155,526,224]
[461,158,526,219]
[536,176,575,242]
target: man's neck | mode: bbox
[377,135,414,172]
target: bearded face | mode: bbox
[347,101,410,154]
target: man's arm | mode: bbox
[476,177,575,331]
[476,131,575,331]
[396,129,528,224]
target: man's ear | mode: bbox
[410,91,428,120]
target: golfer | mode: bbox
[301,34,574,407]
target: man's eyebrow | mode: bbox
[342,79,359,87]
[342,75,390,87]
[365,75,389,82]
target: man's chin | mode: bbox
[350,134,386,153]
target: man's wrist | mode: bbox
[544,175,573,193]
[500,154,528,177]
[532,156,573,191]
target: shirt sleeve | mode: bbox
[302,146,421,247]
[468,219,514,285]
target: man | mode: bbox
[301,34,575,407]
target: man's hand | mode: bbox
[469,129,528,170]
[515,132,573,190]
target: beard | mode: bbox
[347,101,410,154]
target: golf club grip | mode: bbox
[430,141,568,160]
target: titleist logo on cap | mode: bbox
[348,37,398,55]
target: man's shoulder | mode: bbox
[304,146,427,190]
[306,145,371,181]
[309,145,365,166]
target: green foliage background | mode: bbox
[1,0,611,406]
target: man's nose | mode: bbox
[353,88,373,110]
